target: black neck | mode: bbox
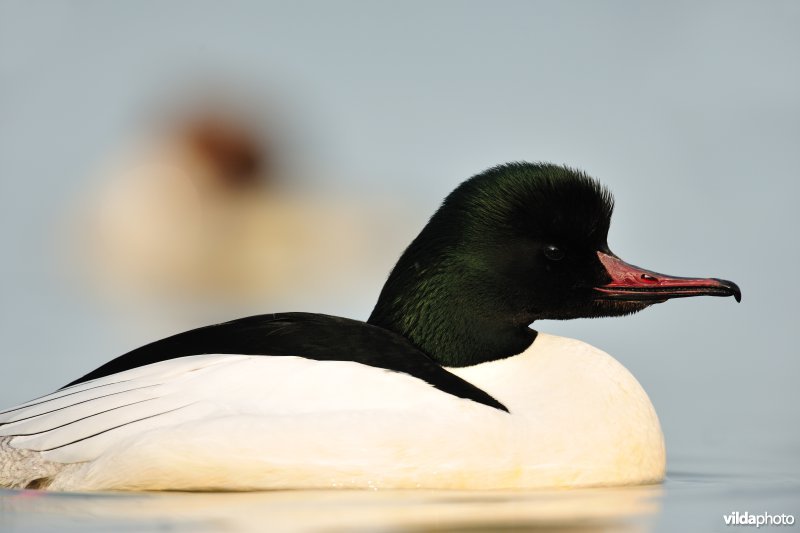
[367,233,537,367]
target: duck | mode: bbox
[0,162,740,491]
[74,97,408,317]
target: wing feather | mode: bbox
[0,380,134,419]
[1,355,250,462]
[2,353,475,466]
[0,386,163,432]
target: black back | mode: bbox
[63,313,507,412]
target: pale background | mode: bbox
[1,2,798,531]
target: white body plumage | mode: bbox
[0,333,664,491]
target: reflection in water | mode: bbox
[4,469,799,532]
[0,485,661,532]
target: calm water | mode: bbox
[1,456,797,533]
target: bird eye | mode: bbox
[543,244,565,261]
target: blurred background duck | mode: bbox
[71,90,410,328]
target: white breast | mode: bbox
[448,333,666,488]
[0,334,664,491]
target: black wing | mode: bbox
[65,313,507,412]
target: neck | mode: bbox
[367,241,537,367]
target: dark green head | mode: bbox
[368,162,740,367]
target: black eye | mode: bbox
[543,244,565,261]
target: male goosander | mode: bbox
[0,163,740,491]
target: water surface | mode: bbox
[2,458,797,532]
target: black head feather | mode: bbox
[369,162,620,366]
[445,162,614,247]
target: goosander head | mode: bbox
[369,162,740,366]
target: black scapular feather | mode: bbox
[63,313,508,412]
